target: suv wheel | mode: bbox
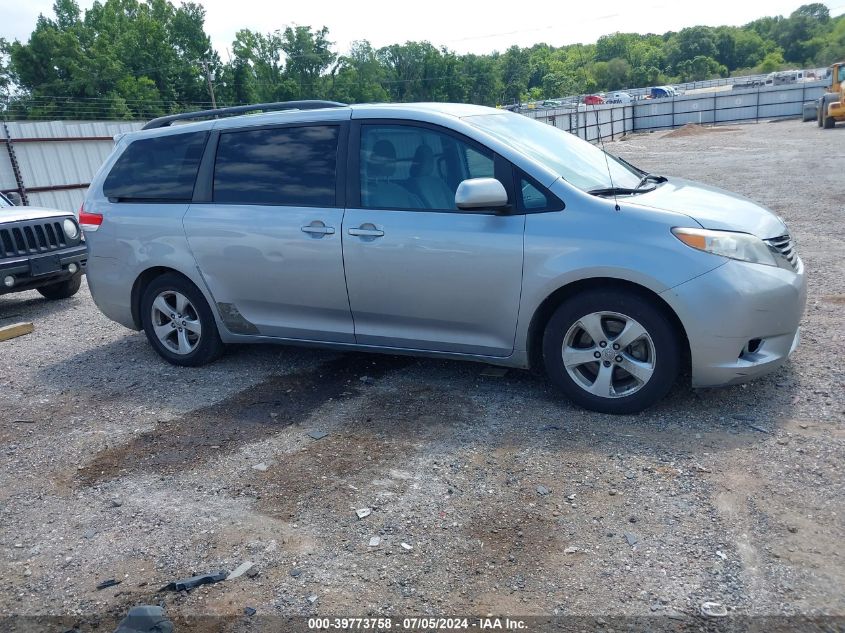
[140,273,224,366]
[37,274,82,300]
[542,289,680,414]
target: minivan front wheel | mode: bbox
[140,273,224,366]
[542,289,680,414]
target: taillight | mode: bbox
[79,206,103,232]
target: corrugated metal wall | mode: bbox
[1,120,143,212]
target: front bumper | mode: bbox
[0,244,88,295]
[660,257,806,388]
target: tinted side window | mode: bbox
[214,125,338,206]
[360,124,495,211]
[103,132,207,201]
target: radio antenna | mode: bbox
[575,45,620,212]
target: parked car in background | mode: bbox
[583,94,605,105]
[649,86,678,99]
[765,70,810,86]
[0,191,87,299]
[732,78,766,90]
[605,92,633,104]
[82,101,805,414]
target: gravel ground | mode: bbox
[0,119,843,632]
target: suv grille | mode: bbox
[0,220,69,259]
[764,234,798,270]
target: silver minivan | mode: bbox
[82,101,806,414]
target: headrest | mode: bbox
[368,139,397,179]
[409,144,434,177]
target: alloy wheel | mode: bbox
[561,311,656,399]
[150,290,202,355]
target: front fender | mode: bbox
[514,202,726,352]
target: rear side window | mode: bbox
[103,132,207,201]
[213,125,339,207]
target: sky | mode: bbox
[3,0,845,58]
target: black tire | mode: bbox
[819,93,837,128]
[140,272,224,367]
[823,115,835,129]
[542,289,681,414]
[37,274,82,300]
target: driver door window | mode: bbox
[359,124,494,211]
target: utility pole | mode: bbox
[199,60,217,109]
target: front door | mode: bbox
[184,123,354,341]
[342,122,524,357]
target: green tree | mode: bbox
[793,3,830,23]
[815,14,845,65]
[0,38,12,99]
[757,50,785,73]
[500,45,530,104]
[666,26,719,72]
[462,53,502,105]
[676,55,727,81]
[8,0,217,118]
[592,57,631,90]
[281,25,336,98]
[328,40,390,103]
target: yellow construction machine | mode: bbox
[818,61,845,129]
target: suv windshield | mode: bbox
[465,113,642,192]
[0,193,12,208]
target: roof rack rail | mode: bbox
[141,100,348,130]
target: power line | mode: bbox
[0,96,216,106]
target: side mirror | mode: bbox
[7,192,23,206]
[455,178,509,211]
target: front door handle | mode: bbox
[301,221,335,236]
[348,225,384,238]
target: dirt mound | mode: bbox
[664,123,739,138]
[663,123,712,138]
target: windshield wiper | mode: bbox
[637,173,667,188]
[588,185,656,197]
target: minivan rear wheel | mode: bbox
[542,289,680,414]
[140,273,224,366]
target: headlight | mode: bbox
[672,227,777,266]
[63,218,79,240]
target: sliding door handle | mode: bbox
[348,226,384,237]
[301,221,335,236]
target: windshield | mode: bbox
[465,113,642,192]
[0,193,11,208]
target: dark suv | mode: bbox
[0,192,87,299]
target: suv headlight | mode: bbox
[672,227,777,266]
[63,218,80,240]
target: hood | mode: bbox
[0,207,74,224]
[629,177,787,238]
